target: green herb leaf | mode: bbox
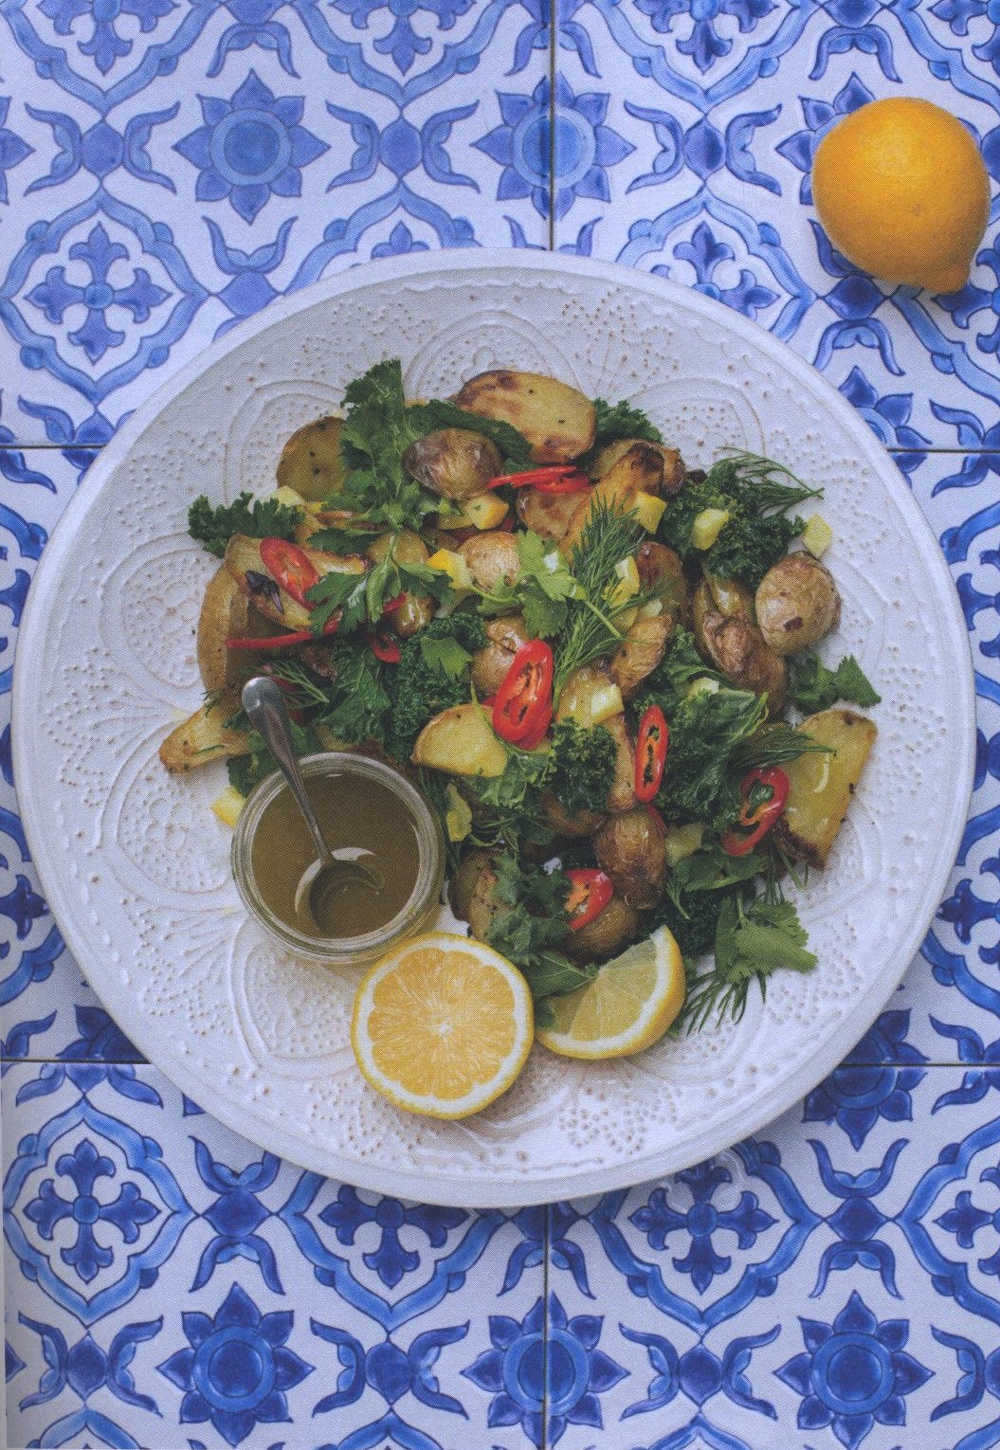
[419,634,472,679]
[188,492,302,558]
[788,652,882,713]
[406,399,532,470]
[681,893,816,1031]
[548,718,616,816]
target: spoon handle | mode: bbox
[241,676,331,866]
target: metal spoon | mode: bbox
[240,676,383,932]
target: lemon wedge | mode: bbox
[351,933,533,1118]
[536,926,685,1060]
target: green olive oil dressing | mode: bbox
[250,773,419,938]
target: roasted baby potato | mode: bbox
[453,370,595,463]
[367,530,432,637]
[541,792,606,840]
[223,534,366,631]
[610,611,674,698]
[636,541,688,620]
[696,610,786,713]
[449,849,504,939]
[159,692,250,773]
[275,416,345,502]
[411,704,508,777]
[592,439,685,496]
[458,530,521,593]
[755,552,842,656]
[599,712,638,813]
[773,708,877,868]
[593,807,667,909]
[565,893,639,962]
[471,614,530,697]
[403,428,503,501]
[515,486,581,543]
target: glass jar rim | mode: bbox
[231,752,445,964]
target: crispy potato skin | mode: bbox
[471,614,530,697]
[453,370,595,463]
[593,808,667,909]
[773,708,877,868]
[403,428,502,501]
[562,447,652,555]
[515,486,581,543]
[755,553,842,656]
[276,416,344,501]
[698,611,787,714]
[565,893,640,961]
[458,531,521,592]
[610,612,674,698]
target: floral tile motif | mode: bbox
[547,1069,1000,1450]
[0,0,549,445]
[553,0,1000,447]
[2,1061,542,1448]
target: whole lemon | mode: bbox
[812,97,990,293]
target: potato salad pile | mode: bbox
[162,360,879,1032]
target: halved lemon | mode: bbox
[536,926,685,1060]
[351,932,534,1119]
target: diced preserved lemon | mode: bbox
[270,485,307,508]
[437,492,510,531]
[634,490,667,532]
[211,784,246,828]
[691,507,730,549]
[607,555,640,607]
[802,514,833,557]
[444,783,473,842]
[426,548,473,590]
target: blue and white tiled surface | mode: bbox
[3,2,1000,1446]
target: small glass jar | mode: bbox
[231,753,445,966]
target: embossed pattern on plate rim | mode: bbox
[12,251,976,1207]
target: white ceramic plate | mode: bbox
[13,251,974,1207]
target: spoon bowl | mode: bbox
[241,676,382,931]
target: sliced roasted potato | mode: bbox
[159,693,250,773]
[561,446,653,555]
[411,704,508,777]
[774,708,877,868]
[556,665,624,728]
[276,416,345,501]
[696,610,786,714]
[223,534,366,631]
[592,438,685,495]
[453,370,595,463]
[403,428,502,500]
[197,565,253,694]
[598,711,638,813]
[540,792,606,840]
[636,540,688,620]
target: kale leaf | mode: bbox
[656,685,767,829]
[658,452,821,589]
[384,609,486,762]
[548,719,616,816]
[484,853,589,1003]
[406,399,532,471]
[681,893,816,1031]
[188,492,302,558]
